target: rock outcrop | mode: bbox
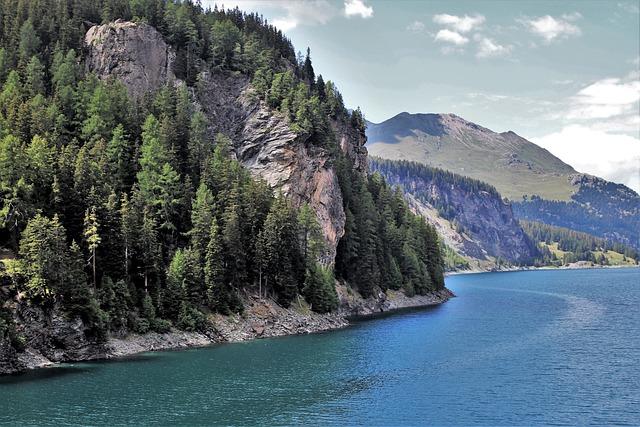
[84,20,175,97]
[372,159,539,264]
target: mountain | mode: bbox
[366,112,576,201]
[0,6,449,375]
[367,112,640,249]
[370,158,539,269]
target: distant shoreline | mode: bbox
[445,263,639,277]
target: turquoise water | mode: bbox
[1,268,639,426]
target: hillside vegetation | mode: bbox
[370,157,539,266]
[0,0,444,346]
[521,220,639,267]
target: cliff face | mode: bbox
[84,20,176,97]
[194,72,347,262]
[372,160,539,264]
[83,20,367,262]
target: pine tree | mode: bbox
[189,182,214,258]
[19,214,69,301]
[83,205,101,289]
[297,203,324,265]
[139,209,161,294]
[106,125,133,194]
[187,111,209,182]
[25,56,45,97]
[302,262,338,313]
[204,218,229,312]
[302,47,315,85]
[18,20,41,66]
[222,201,246,296]
[256,195,304,306]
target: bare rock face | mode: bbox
[84,20,175,97]
[374,163,539,264]
[196,72,347,262]
[333,120,369,175]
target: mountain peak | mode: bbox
[366,111,577,201]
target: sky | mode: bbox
[207,0,640,192]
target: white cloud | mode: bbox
[433,13,485,33]
[552,79,574,85]
[406,20,425,33]
[618,2,640,14]
[434,29,469,45]
[210,0,336,31]
[521,14,581,42]
[567,77,640,119]
[475,36,511,58]
[533,125,640,192]
[344,0,373,19]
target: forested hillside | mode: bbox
[370,157,539,267]
[0,0,445,355]
[513,175,640,250]
[521,220,639,267]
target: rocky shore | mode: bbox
[1,287,453,375]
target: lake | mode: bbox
[1,268,638,426]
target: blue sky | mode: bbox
[208,1,640,191]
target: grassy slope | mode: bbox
[541,242,637,266]
[366,114,577,201]
[367,135,576,201]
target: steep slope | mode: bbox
[367,112,640,248]
[370,158,539,266]
[513,175,640,248]
[84,20,366,262]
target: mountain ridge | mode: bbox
[366,112,639,249]
[366,112,578,201]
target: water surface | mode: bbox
[1,268,639,425]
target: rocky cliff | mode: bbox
[84,20,368,261]
[370,158,539,265]
[85,20,176,97]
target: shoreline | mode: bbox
[445,262,639,277]
[3,287,454,376]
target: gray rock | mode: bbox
[84,20,175,97]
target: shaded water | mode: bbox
[1,268,639,425]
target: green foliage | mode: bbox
[0,0,448,343]
[336,154,445,297]
[302,263,338,313]
[210,20,241,69]
[521,220,639,265]
[19,214,69,301]
[256,195,305,307]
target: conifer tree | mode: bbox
[204,218,228,312]
[83,206,101,289]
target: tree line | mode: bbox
[369,157,502,221]
[521,220,639,266]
